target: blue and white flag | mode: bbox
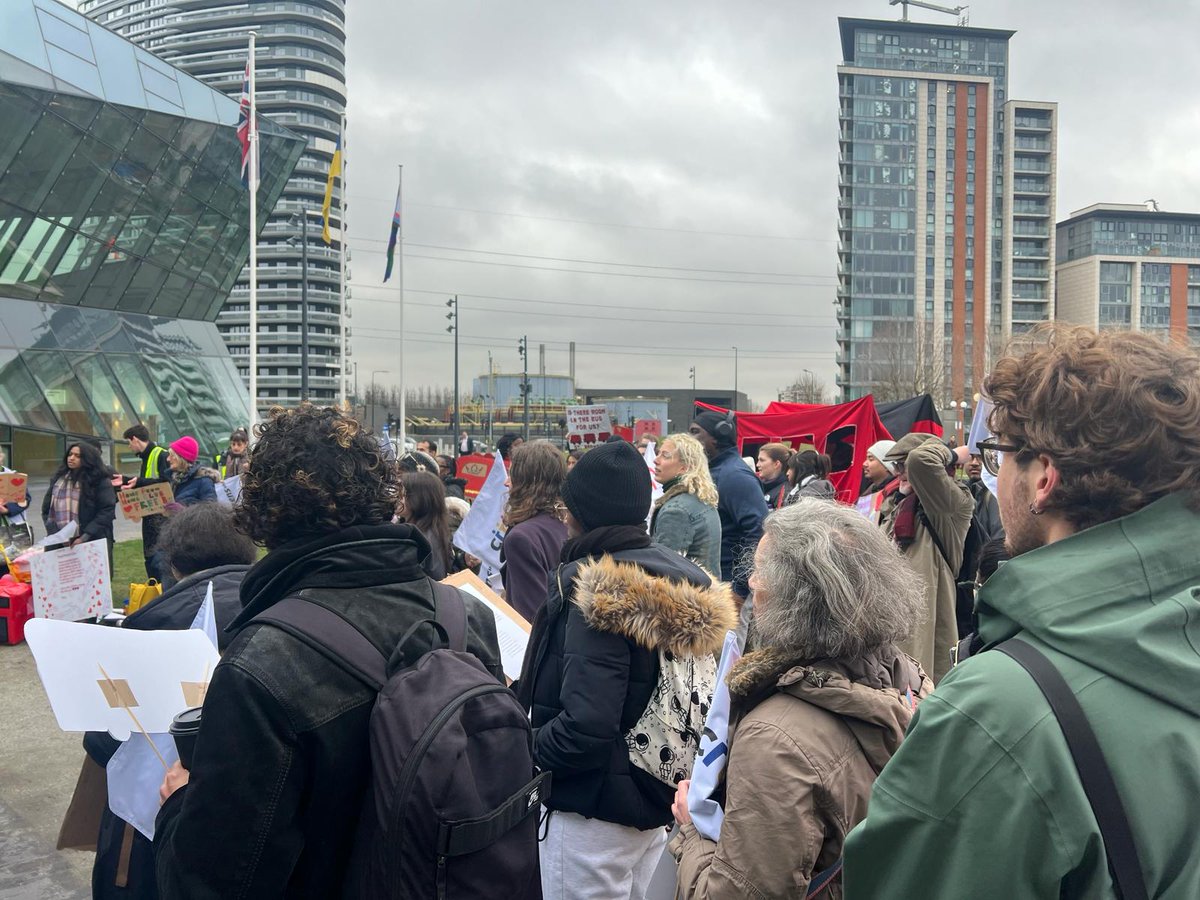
[687,630,742,841]
[107,732,179,840]
[453,452,508,589]
[189,582,218,650]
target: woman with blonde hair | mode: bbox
[651,433,721,575]
[501,440,568,620]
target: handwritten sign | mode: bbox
[566,404,611,446]
[0,472,29,504]
[30,541,112,621]
[117,483,173,521]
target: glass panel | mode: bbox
[44,45,103,98]
[20,348,105,436]
[39,228,108,302]
[0,84,46,175]
[42,304,99,350]
[70,352,137,440]
[105,353,177,440]
[0,105,84,211]
[0,296,55,348]
[142,352,205,440]
[0,347,62,430]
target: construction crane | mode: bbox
[889,0,969,24]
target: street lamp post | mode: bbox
[370,369,389,432]
[732,346,739,412]
[446,296,459,458]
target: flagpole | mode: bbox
[397,164,406,451]
[247,31,259,424]
[338,113,347,409]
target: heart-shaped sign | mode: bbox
[10,477,24,488]
[123,505,134,514]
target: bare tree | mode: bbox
[860,319,947,403]
[778,373,828,404]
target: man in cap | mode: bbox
[689,410,768,599]
[879,433,973,683]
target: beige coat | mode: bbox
[880,436,974,683]
[671,647,931,899]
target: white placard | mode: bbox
[565,404,611,444]
[107,732,179,840]
[443,570,531,683]
[452,451,508,584]
[30,540,112,621]
[24,619,220,739]
[215,475,242,508]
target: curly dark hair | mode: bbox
[987,324,1200,531]
[233,405,400,549]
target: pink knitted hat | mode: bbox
[169,436,199,464]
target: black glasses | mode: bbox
[975,439,1022,477]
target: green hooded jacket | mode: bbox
[844,493,1200,898]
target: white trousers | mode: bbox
[540,810,669,900]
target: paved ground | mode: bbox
[0,643,92,898]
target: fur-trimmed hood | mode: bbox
[571,555,736,657]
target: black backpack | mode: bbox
[256,582,549,899]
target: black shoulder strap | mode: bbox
[996,639,1148,900]
[430,580,468,652]
[915,505,955,575]
[254,597,387,690]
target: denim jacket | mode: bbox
[650,490,722,577]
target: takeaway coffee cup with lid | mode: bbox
[169,707,203,769]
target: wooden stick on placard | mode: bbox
[97,663,169,772]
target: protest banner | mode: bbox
[0,472,29,504]
[687,630,743,840]
[117,482,173,521]
[452,451,508,587]
[565,404,612,446]
[24,618,220,739]
[214,474,242,508]
[443,570,530,682]
[30,540,111,621]
[456,453,495,499]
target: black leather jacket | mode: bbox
[154,524,503,899]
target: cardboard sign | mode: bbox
[442,570,530,683]
[117,482,173,521]
[634,419,663,438]
[30,540,112,621]
[0,471,29,504]
[566,404,612,446]
[23,618,220,739]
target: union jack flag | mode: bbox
[236,59,252,188]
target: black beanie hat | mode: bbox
[694,409,736,447]
[561,441,651,531]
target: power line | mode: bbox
[354,286,833,320]
[347,194,836,243]
[352,294,837,329]
[355,240,832,279]
[351,250,824,287]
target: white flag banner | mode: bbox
[214,475,242,508]
[190,582,219,650]
[687,630,742,841]
[107,731,179,840]
[644,441,662,527]
[966,395,998,497]
[453,451,508,585]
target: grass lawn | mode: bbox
[110,538,267,608]
[112,538,147,608]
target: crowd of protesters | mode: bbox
[26,323,1200,899]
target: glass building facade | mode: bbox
[0,0,303,473]
[836,17,1016,404]
[1056,204,1200,345]
[83,0,349,415]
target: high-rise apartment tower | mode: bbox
[82,0,348,415]
[836,17,1056,406]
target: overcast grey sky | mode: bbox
[340,0,1200,410]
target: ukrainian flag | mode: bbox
[321,134,342,244]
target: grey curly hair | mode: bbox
[752,499,924,660]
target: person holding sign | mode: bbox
[0,444,31,531]
[122,424,172,581]
[167,437,217,508]
[670,500,930,898]
[40,442,116,569]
